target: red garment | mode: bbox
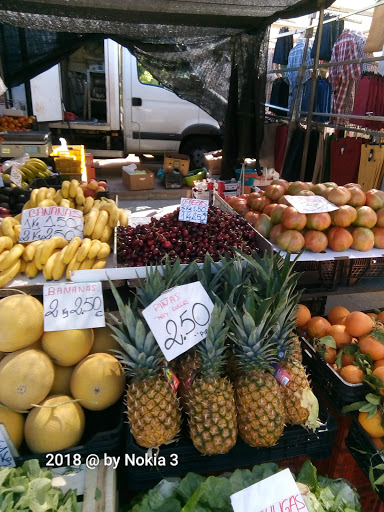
[330,137,363,185]
[352,75,384,129]
[274,123,288,175]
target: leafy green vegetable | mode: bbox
[297,459,319,493]
[0,460,80,511]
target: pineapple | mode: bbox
[108,283,181,448]
[175,347,201,413]
[188,305,237,455]
[229,302,285,447]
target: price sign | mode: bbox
[19,206,84,243]
[10,166,22,187]
[0,174,3,188]
[178,198,209,224]
[230,468,309,512]
[285,195,338,214]
[0,425,16,468]
[142,281,214,361]
[43,282,105,332]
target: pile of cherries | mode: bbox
[116,206,259,267]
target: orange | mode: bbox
[374,359,384,370]
[373,367,384,395]
[367,312,378,321]
[296,304,311,328]
[359,335,384,361]
[341,351,356,367]
[376,311,384,322]
[323,346,337,364]
[372,437,384,450]
[359,411,384,438]
[327,324,353,349]
[328,306,350,325]
[339,364,364,384]
[344,311,374,338]
[306,316,331,339]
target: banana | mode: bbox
[66,254,81,280]
[83,196,94,214]
[88,239,102,260]
[97,242,111,260]
[29,158,47,169]
[23,240,42,262]
[0,236,14,253]
[119,209,129,226]
[43,249,61,280]
[46,188,56,201]
[100,225,113,243]
[75,187,85,206]
[1,218,17,243]
[84,208,100,237]
[52,249,67,281]
[79,258,95,270]
[19,166,35,181]
[30,189,39,208]
[68,199,76,209]
[40,236,68,266]
[92,258,107,269]
[61,181,70,199]
[91,210,108,240]
[62,236,83,264]
[0,244,24,271]
[0,226,3,237]
[109,204,120,228]
[0,251,10,266]
[13,213,22,223]
[22,200,32,210]
[93,200,101,210]
[20,259,27,273]
[37,199,57,207]
[76,238,92,262]
[55,189,64,204]
[60,199,71,208]
[69,179,79,199]
[13,225,20,239]
[25,260,39,279]
[36,187,48,205]
[34,242,45,270]
[0,259,21,288]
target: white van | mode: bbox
[31,39,222,169]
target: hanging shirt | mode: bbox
[286,39,313,110]
[329,30,376,123]
[273,27,293,65]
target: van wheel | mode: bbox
[180,136,221,170]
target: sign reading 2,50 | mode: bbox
[164,303,211,350]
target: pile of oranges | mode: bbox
[297,304,384,444]
[0,115,35,133]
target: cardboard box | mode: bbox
[163,152,190,176]
[204,150,222,175]
[122,169,155,190]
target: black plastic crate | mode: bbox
[164,173,183,189]
[13,399,124,467]
[342,257,384,287]
[30,176,63,190]
[294,258,345,291]
[122,398,336,490]
[346,418,384,502]
[301,337,366,414]
[299,296,327,317]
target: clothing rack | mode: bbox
[266,55,384,74]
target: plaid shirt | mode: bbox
[330,30,377,123]
[286,39,313,110]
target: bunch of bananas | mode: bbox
[17,158,51,185]
[0,219,24,286]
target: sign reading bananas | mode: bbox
[19,206,84,243]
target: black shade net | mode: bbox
[0,0,332,177]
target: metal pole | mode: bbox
[300,4,325,181]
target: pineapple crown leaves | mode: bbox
[197,303,229,376]
[193,253,234,306]
[135,255,196,308]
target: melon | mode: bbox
[24,394,85,453]
[0,349,55,410]
[0,294,44,352]
[50,364,75,395]
[90,326,121,354]
[70,353,125,411]
[0,406,25,449]
[41,329,94,367]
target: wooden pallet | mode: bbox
[51,462,118,511]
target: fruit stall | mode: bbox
[1,151,384,511]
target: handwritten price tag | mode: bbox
[230,468,309,512]
[10,166,22,187]
[0,425,16,468]
[142,281,214,361]
[285,195,338,214]
[178,198,209,224]
[43,282,105,332]
[19,206,84,242]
